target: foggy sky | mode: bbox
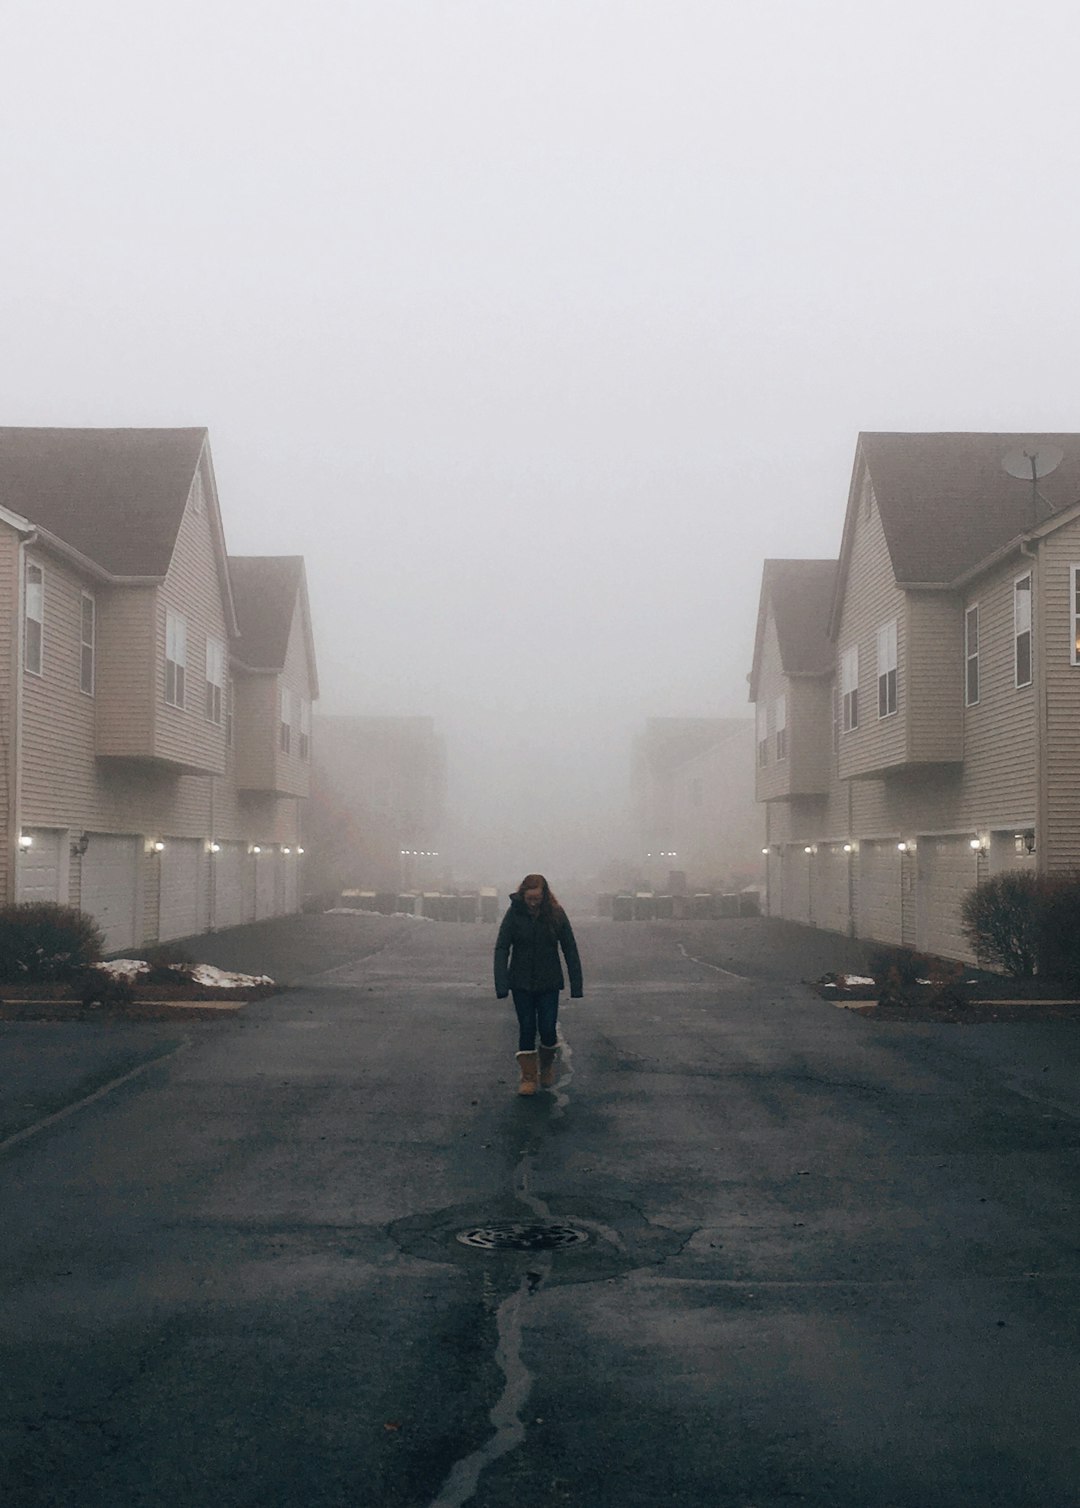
[3,1,1080,880]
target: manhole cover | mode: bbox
[455,1220,591,1252]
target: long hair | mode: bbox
[515,873,564,927]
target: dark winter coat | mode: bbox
[494,896,583,999]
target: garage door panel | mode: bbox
[81,835,139,954]
[212,844,246,930]
[918,838,977,962]
[254,852,277,920]
[16,829,66,905]
[856,842,901,945]
[159,839,203,942]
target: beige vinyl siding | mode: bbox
[233,672,278,791]
[835,484,909,779]
[0,525,21,902]
[152,494,229,774]
[95,586,156,755]
[272,599,314,799]
[1038,521,1080,870]
[905,594,963,762]
[959,560,1037,829]
[754,613,831,801]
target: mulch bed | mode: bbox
[0,979,282,1021]
[812,974,1080,1024]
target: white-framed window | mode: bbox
[841,646,859,731]
[24,561,43,676]
[1015,573,1032,688]
[205,637,225,724]
[965,604,980,705]
[165,609,187,708]
[877,619,897,718]
[775,693,787,761]
[80,593,95,695]
[299,698,311,760]
[756,702,768,768]
[280,685,291,754]
[225,677,233,748]
[1071,567,1080,667]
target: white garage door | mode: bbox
[856,841,902,945]
[254,850,277,920]
[16,828,66,904]
[81,835,139,953]
[918,837,978,963]
[814,846,850,934]
[282,852,299,914]
[212,843,247,930]
[781,846,811,924]
[159,838,203,942]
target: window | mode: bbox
[280,686,291,754]
[965,604,980,705]
[1015,573,1032,688]
[205,637,225,724]
[165,610,186,707]
[225,677,233,748]
[841,646,859,731]
[877,619,897,718]
[1071,568,1080,666]
[25,562,43,675]
[775,694,787,761]
[80,593,95,695]
[756,702,768,767]
[299,698,311,760]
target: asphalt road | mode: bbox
[2,914,1079,1507]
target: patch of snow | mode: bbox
[840,974,876,986]
[916,978,932,986]
[182,964,274,989]
[94,958,151,978]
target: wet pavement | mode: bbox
[1,913,1078,1506]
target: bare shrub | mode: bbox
[960,872,1040,978]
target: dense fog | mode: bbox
[3,1,1080,889]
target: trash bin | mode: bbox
[613,892,634,921]
[397,893,419,916]
[422,892,441,920]
[654,894,674,919]
[439,894,460,923]
[596,892,615,918]
[671,893,692,920]
[375,891,397,915]
[480,888,499,923]
[718,893,740,918]
[691,892,716,920]
[633,891,656,921]
[458,892,479,923]
[739,887,762,916]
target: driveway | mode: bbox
[1,913,1078,1506]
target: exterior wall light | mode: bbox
[297,846,305,855]
[762,847,770,855]
[804,845,815,855]
[250,844,262,855]
[149,839,165,853]
[897,841,909,852]
[969,837,984,851]
[18,833,33,849]
[70,832,90,858]
[843,842,854,853]
[208,841,221,853]
[282,846,292,855]
[1023,830,1036,854]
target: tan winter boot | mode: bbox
[515,1051,539,1096]
[538,1043,559,1088]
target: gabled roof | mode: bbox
[859,432,1080,585]
[635,717,750,777]
[0,427,209,576]
[749,559,837,700]
[229,555,319,695]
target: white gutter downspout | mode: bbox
[1021,538,1049,876]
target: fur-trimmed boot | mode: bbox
[515,1050,539,1096]
[538,1043,559,1088]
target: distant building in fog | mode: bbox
[631,718,765,891]
[308,715,447,894]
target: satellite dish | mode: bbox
[1002,443,1064,481]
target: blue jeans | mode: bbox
[512,988,559,1053]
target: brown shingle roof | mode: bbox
[0,427,207,576]
[861,432,1080,583]
[763,559,837,675]
[229,556,305,669]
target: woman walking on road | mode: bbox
[494,874,583,1096]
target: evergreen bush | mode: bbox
[0,902,104,982]
[960,872,1041,977]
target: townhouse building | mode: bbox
[0,427,318,951]
[750,432,1080,963]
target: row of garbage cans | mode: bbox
[601,890,761,921]
[341,889,501,923]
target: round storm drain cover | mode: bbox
[455,1220,591,1252]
